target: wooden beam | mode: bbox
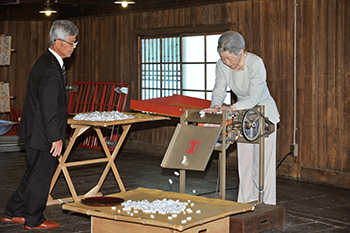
[0,0,110,4]
[134,23,232,37]
[0,0,243,20]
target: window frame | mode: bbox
[136,24,232,101]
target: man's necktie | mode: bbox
[62,65,66,86]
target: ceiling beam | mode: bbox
[0,0,111,4]
[0,0,238,20]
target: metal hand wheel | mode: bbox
[242,108,261,141]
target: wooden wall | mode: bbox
[0,0,349,188]
[296,0,350,187]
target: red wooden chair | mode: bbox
[67,81,129,151]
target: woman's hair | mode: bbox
[49,20,78,46]
[217,31,245,56]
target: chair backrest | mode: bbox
[9,106,22,133]
[68,81,129,114]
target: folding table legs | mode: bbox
[47,124,130,205]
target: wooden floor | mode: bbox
[0,147,349,232]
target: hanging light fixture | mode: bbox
[114,1,135,8]
[39,0,57,16]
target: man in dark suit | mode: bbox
[0,20,78,229]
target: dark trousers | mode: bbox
[5,146,56,227]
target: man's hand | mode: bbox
[50,140,63,157]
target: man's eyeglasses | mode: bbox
[56,38,78,47]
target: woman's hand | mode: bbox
[219,105,232,112]
[201,104,237,113]
[200,104,221,113]
[218,104,237,113]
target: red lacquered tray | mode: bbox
[80,197,125,206]
[130,94,211,117]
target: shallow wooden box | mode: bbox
[230,204,285,233]
[63,188,254,233]
[92,215,229,233]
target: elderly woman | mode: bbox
[203,31,280,205]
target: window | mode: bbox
[141,34,231,104]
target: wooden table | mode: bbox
[62,187,254,233]
[47,113,169,205]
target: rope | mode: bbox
[253,179,264,194]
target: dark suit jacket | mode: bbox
[18,50,68,151]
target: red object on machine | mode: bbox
[130,94,211,117]
[67,81,129,151]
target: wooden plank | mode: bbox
[157,9,164,29]
[73,18,85,83]
[317,0,327,170]
[303,0,318,169]
[183,7,191,28]
[242,1,252,48]
[297,0,307,170]
[127,14,134,85]
[236,1,245,36]
[149,10,159,29]
[178,7,185,27]
[161,9,169,29]
[108,16,115,82]
[141,11,150,30]
[325,0,336,172]
[223,2,232,26]
[265,0,279,117]
[30,21,39,64]
[258,1,266,59]
[84,18,93,82]
[335,0,345,173]
[333,0,344,173]
[189,6,196,28]
[343,0,350,174]
[218,3,228,25]
[104,16,113,82]
[292,0,302,176]
[114,15,121,83]
[120,14,128,83]
[16,21,29,111]
[249,0,259,56]
[97,17,107,82]
[200,4,209,26]
[276,0,288,166]
[195,5,202,27]
[310,0,319,169]
[174,8,181,28]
